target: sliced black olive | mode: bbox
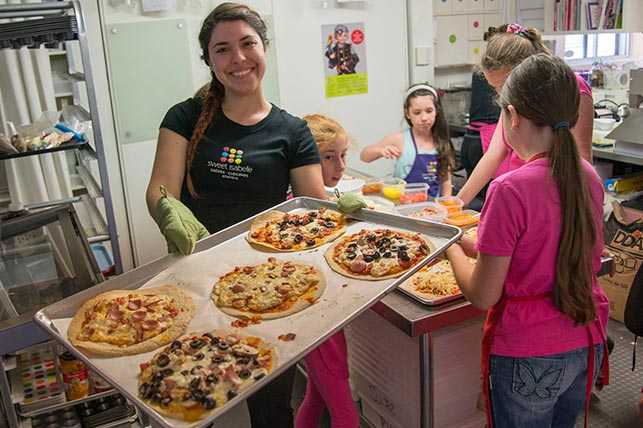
[193,353,205,361]
[203,396,217,410]
[280,233,289,239]
[325,222,335,228]
[190,339,206,349]
[156,354,170,367]
[398,245,408,251]
[238,357,251,365]
[310,227,319,234]
[190,377,201,390]
[399,252,411,262]
[161,397,172,407]
[306,239,316,246]
[151,372,164,382]
[379,237,391,245]
[192,389,206,401]
[202,332,215,341]
[346,252,357,260]
[383,251,392,258]
[218,341,229,350]
[227,390,239,400]
[190,365,203,375]
[181,369,190,376]
[151,392,163,403]
[308,211,318,217]
[170,340,182,350]
[363,255,373,262]
[372,251,381,259]
[419,244,430,253]
[239,369,252,380]
[254,372,266,380]
[206,374,219,384]
[162,369,174,376]
[294,234,303,243]
[139,382,152,398]
[348,242,358,248]
[211,356,224,364]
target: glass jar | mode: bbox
[59,352,90,400]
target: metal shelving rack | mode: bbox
[0,0,123,274]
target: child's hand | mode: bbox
[381,145,401,159]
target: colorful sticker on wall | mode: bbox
[322,22,368,98]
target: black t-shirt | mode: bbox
[160,98,321,233]
[469,72,500,125]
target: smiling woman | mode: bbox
[145,3,328,427]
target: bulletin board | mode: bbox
[105,19,194,144]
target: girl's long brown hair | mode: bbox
[185,2,269,198]
[403,84,455,179]
[499,54,597,326]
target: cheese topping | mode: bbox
[250,209,346,250]
[79,293,179,347]
[333,229,431,277]
[138,332,273,419]
[213,258,320,312]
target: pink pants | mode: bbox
[295,330,359,428]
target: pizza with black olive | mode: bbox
[137,330,276,422]
[246,208,346,251]
[324,228,436,280]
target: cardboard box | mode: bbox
[604,170,643,195]
[599,275,632,323]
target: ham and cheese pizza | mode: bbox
[211,257,326,319]
[324,228,436,280]
[138,330,276,422]
[247,208,347,251]
[68,286,195,356]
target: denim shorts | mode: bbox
[488,344,604,428]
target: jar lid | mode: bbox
[60,351,78,361]
[8,202,24,212]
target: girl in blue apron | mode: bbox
[360,83,456,198]
[446,54,609,428]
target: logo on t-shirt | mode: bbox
[425,160,438,174]
[220,146,243,164]
[208,146,253,180]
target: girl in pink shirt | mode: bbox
[446,54,609,428]
[296,114,359,428]
[457,24,595,206]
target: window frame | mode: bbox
[544,32,631,67]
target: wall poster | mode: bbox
[322,22,368,98]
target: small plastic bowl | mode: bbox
[594,118,616,131]
[363,195,395,213]
[436,196,464,213]
[399,183,429,204]
[445,209,480,226]
[381,178,406,203]
[395,202,447,222]
[361,178,383,195]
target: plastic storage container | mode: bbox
[381,178,406,204]
[324,178,365,197]
[395,202,447,222]
[435,196,464,213]
[445,209,480,227]
[361,177,383,195]
[399,183,429,204]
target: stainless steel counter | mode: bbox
[371,256,613,338]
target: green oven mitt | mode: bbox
[155,185,209,255]
[337,191,367,214]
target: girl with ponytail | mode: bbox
[446,54,609,428]
[457,23,595,207]
[146,3,326,427]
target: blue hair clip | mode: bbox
[553,121,570,130]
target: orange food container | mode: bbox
[445,209,480,226]
[435,196,464,213]
[362,178,383,195]
[399,183,429,204]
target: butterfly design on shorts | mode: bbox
[515,361,563,399]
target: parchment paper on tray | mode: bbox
[34,198,460,428]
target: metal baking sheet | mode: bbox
[397,269,464,306]
[33,197,461,428]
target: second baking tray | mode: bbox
[34,197,461,428]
